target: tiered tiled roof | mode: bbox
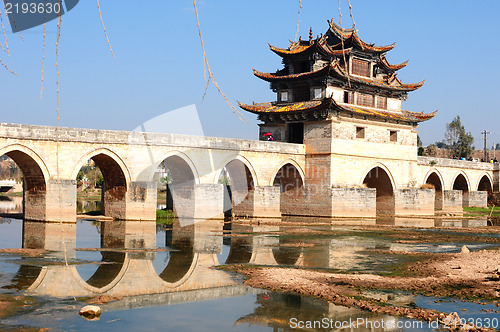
[269,40,352,58]
[327,21,395,53]
[380,56,408,72]
[238,98,436,123]
[253,61,424,92]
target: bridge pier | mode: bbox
[393,189,435,216]
[171,184,224,220]
[26,180,77,223]
[122,181,157,221]
[232,186,281,218]
[442,190,463,214]
[464,191,488,208]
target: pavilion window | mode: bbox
[313,88,323,100]
[376,96,387,109]
[280,91,289,102]
[356,127,365,139]
[356,92,374,107]
[351,58,371,77]
[390,130,398,142]
[343,91,354,104]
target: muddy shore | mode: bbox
[224,247,500,331]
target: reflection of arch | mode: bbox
[159,237,195,283]
[85,252,126,289]
[424,170,444,211]
[362,164,395,215]
[8,265,43,290]
[225,238,252,264]
[452,173,470,192]
[272,239,302,266]
[477,174,493,194]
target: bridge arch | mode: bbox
[271,160,305,215]
[361,163,395,215]
[0,144,50,219]
[269,159,305,187]
[71,148,131,183]
[215,155,258,186]
[451,172,470,193]
[477,173,493,194]
[424,169,444,211]
[72,148,130,218]
[217,155,257,218]
[152,151,200,185]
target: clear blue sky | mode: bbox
[1,0,499,148]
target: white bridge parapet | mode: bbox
[0,122,497,221]
[0,122,305,222]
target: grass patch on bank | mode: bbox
[463,206,500,217]
[156,209,175,225]
[0,192,23,197]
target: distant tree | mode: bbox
[435,141,448,149]
[424,144,438,157]
[444,116,474,159]
[417,135,422,147]
[496,143,500,151]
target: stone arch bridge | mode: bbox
[0,123,497,221]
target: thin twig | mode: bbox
[193,0,248,123]
[97,0,116,60]
[294,0,302,43]
[347,0,356,28]
[0,6,10,55]
[40,1,47,98]
[0,57,16,75]
[4,5,24,41]
[338,0,350,87]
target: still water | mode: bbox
[0,200,498,331]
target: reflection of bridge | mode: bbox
[12,218,486,303]
[16,221,302,299]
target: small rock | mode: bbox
[460,245,470,254]
[79,305,101,320]
[441,312,462,327]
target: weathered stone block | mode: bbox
[233,186,281,218]
[394,189,435,216]
[465,191,487,208]
[442,190,463,213]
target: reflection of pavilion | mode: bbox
[235,292,404,331]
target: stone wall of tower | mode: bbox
[302,116,418,188]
